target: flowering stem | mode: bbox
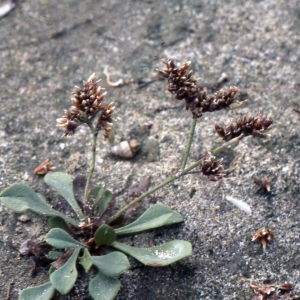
[181,119,197,170]
[106,136,240,224]
[83,124,98,216]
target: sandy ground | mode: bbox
[0,0,300,299]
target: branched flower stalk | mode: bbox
[57,73,114,217]
[56,63,274,226]
[0,60,275,300]
[159,59,248,169]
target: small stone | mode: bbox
[18,215,30,222]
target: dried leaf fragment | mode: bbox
[34,159,56,175]
[250,282,276,295]
[225,196,252,215]
[252,228,274,250]
[250,282,296,299]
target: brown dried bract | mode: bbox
[201,152,226,181]
[254,175,271,192]
[159,59,247,118]
[251,282,276,295]
[215,113,273,141]
[251,282,296,300]
[34,159,55,175]
[278,284,294,292]
[252,228,274,250]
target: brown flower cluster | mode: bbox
[57,73,114,137]
[201,152,226,181]
[250,282,295,300]
[215,114,273,141]
[159,59,247,118]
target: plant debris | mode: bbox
[250,282,296,299]
[34,159,56,175]
[254,175,271,192]
[252,228,274,250]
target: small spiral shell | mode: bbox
[110,140,139,158]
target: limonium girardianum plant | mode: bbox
[0,60,274,300]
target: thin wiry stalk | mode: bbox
[181,118,197,170]
[83,124,98,217]
[106,137,240,224]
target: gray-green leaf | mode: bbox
[44,172,85,220]
[113,240,192,266]
[89,272,121,300]
[92,252,130,277]
[79,248,93,273]
[115,204,184,235]
[0,183,77,226]
[46,228,86,249]
[50,248,80,294]
[18,281,55,300]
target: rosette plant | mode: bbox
[0,60,274,300]
[0,73,192,300]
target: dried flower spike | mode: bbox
[159,59,247,118]
[215,113,274,141]
[34,159,55,175]
[201,152,226,181]
[252,228,274,250]
[57,73,107,136]
[254,175,271,192]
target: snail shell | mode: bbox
[111,140,139,158]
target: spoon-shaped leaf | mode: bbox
[79,248,93,273]
[44,172,84,220]
[88,272,121,300]
[48,216,71,233]
[18,281,55,300]
[46,228,86,249]
[89,186,113,215]
[112,240,192,266]
[94,224,116,246]
[50,248,80,294]
[115,204,184,235]
[0,183,78,226]
[92,251,130,277]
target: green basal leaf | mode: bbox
[89,186,105,204]
[46,228,86,249]
[0,183,78,226]
[112,240,192,266]
[98,190,113,214]
[50,248,80,295]
[88,272,120,300]
[94,224,116,246]
[115,204,184,235]
[47,251,63,260]
[48,216,71,233]
[92,251,130,277]
[18,281,55,300]
[44,172,85,221]
[89,187,113,215]
[79,248,93,273]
